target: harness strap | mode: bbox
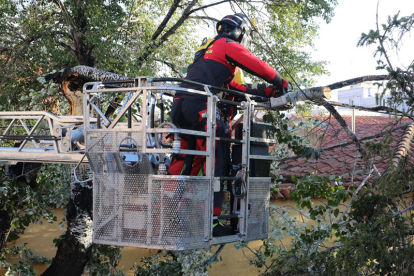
[193,39,217,87]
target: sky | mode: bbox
[195,0,414,87]
[311,0,414,87]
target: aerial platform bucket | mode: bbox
[86,130,212,250]
[82,77,274,250]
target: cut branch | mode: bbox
[45,65,133,84]
[326,75,390,90]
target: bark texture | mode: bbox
[43,67,100,275]
[62,73,86,116]
[42,180,93,276]
[326,75,390,90]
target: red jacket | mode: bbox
[177,34,283,99]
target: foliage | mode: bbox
[0,244,50,276]
[132,249,212,276]
[237,6,414,276]
[358,12,414,109]
[0,163,70,273]
[266,109,323,160]
[0,0,340,274]
[0,0,198,110]
[241,0,337,85]
[85,245,126,276]
[1,163,70,242]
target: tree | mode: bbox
[0,0,338,275]
[236,8,414,276]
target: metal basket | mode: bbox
[87,130,211,250]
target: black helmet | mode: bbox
[216,13,254,48]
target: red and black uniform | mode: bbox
[169,34,284,214]
[176,34,284,99]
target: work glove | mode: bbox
[265,79,288,98]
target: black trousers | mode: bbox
[170,97,227,207]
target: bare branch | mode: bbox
[59,42,76,55]
[189,0,233,14]
[326,75,390,90]
[392,204,414,218]
[277,123,412,166]
[136,0,198,68]
[328,101,414,119]
[337,169,374,223]
[1,30,72,63]
[188,15,219,23]
[202,244,225,269]
[152,0,181,40]
[51,30,72,39]
[316,98,381,177]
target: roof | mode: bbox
[275,115,414,199]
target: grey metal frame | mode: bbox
[83,77,275,249]
[0,111,94,164]
[0,76,275,250]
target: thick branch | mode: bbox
[326,75,390,90]
[136,0,198,68]
[45,65,133,84]
[327,101,414,119]
[152,0,181,40]
[202,244,225,269]
[317,98,381,177]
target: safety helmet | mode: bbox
[216,13,254,48]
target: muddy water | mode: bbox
[1,199,309,275]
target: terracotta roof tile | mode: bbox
[276,115,414,196]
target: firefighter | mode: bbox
[169,13,288,236]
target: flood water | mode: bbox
[1,199,304,276]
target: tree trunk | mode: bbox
[62,73,87,116]
[42,74,95,276]
[42,180,93,276]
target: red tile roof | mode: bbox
[274,115,414,199]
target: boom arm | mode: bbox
[0,78,331,165]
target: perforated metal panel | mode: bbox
[86,130,211,250]
[245,177,270,241]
